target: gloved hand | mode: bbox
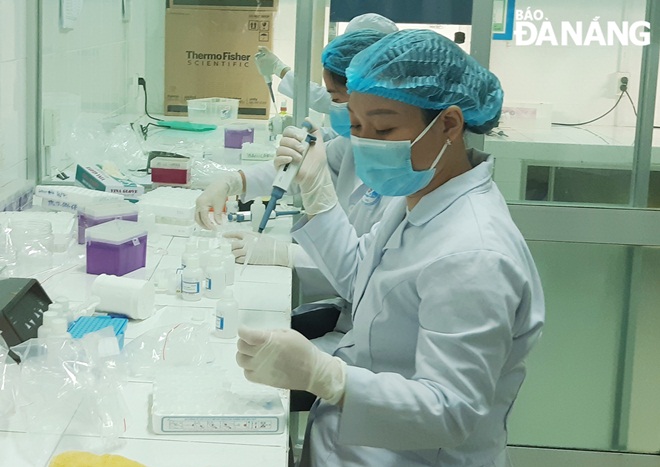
[236,327,347,404]
[194,170,244,229]
[223,231,299,267]
[254,46,290,80]
[274,125,338,216]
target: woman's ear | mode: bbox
[439,105,465,143]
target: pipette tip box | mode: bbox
[68,316,128,349]
[78,202,139,244]
[85,220,147,276]
[152,369,285,435]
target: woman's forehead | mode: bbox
[348,92,420,116]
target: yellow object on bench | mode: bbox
[49,451,146,467]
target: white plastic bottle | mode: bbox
[181,255,203,301]
[220,243,235,286]
[205,250,226,299]
[181,239,198,268]
[215,286,238,339]
[38,314,71,339]
[250,200,266,232]
[38,305,62,338]
[178,239,198,294]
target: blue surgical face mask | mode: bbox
[351,113,450,196]
[328,102,352,138]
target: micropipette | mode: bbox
[258,121,316,234]
[255,49,277,104]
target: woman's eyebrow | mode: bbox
[366,109,399,116]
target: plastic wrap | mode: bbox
[190,158,239,189]
[0,221,16,278]
[122,323,215,380]
[10,329,128,454]
[66,118,146,174]
[0,333,18,417]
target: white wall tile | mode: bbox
[0,58,27,177]
[0,0,27,62]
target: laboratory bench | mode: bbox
[485,124,660,205]
[0,217,295,467]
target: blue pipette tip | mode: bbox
[259,188,284,232]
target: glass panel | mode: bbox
[507,241,660,453]
[38,0,305,181]
[486,0,655,207]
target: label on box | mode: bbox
[164,9,273,119]
[75,165,145,200]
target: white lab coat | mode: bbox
[292,152,545,466]
[241,136,393,296]
[278,71,332,115]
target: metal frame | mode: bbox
[467,0,495,152]
[508,204,660,246]
[26,0,41,183]
[509,447,660,467]
[630,0,660,208]
[292,0,314,126]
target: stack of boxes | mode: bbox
[164,0,278,120]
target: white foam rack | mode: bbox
[138,186,202,237]
[151,368,285,435]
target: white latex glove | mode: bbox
[236,327,347,404]
[254,46,290,80]
[222,231,298,267]
[274,125,338,216]
[194,170,244,229]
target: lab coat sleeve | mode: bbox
[240,162,277,202]
[325,137,343,188]
[292,244,339,297]
[337,250,527,450]
[277,71,332,115]
[292,204,373,303]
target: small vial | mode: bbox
[205,251,226,299]
[181,255,203,301]
[250,200,265,232]
[215,286,238,339]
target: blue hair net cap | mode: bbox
[321,29,387,78]
[346,30,503,133]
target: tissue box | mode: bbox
[85,220,147,276]
[78,202,139,244]
[151,156,191,187]
[68,316,128,349]
[75,164,144,200]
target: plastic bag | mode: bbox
[0,332,18,417]
[122,323,215,380]
[66,117,146,174]
[11,329,128,452]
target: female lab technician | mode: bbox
[196,30,393,353]
[254,13,398,115]
[236,30,545,467]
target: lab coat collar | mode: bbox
[407,149,493,227]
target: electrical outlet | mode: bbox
[615,72,631,95]
[129,73,141,99]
